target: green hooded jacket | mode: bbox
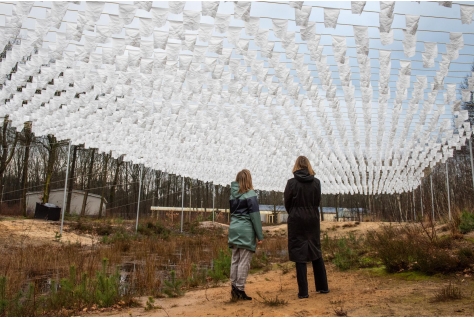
[228,181,264,252]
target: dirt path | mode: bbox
[90,263,473,317]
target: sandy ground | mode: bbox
[0,217,99,247]
[1,217,473,317]
[87,263,474,317]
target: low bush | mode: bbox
[322,233,364,271]
[186,264,208,288]
[431,282,463,302]
[162,270,184,298]
[459,211,474,234]
[256,291,288,306]
[0,259,123,316]
[208,249,231,282]
[137,221,170,238]
[251,251,269,270]
[365,224,467,275]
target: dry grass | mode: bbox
[0,216,292,315]
[431,282,464,302]
[256,291,289,307]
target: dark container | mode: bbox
[34,203,61,221]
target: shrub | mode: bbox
[96,224,113,236]
[459,211,474,234]
[208,249,231,282]
[366,224,462,275]
[256,291,288,307]
[186,264,208,288]
[333,237,359,271]
[457,247,474,268]
[137,221,170,238]
[431,282,463,302]
[251,251,269,270]
[94,259,120,307]
[322,233,363,271]
[162,270,184,298]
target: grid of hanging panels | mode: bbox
[0,1,473,194]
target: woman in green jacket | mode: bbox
[228,169,264,300]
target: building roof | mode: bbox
[26,189,107,203]
[259,205,286,212]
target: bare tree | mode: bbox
[80,148,95,216]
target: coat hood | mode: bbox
[293,169,314,183]
[230,181,244,198]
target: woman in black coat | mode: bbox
[284,156,329,298]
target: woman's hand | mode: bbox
[257,240,263,245]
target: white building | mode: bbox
[26,189,107,216]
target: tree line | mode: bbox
[0,113,473,223]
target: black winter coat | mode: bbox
[284,169,322,263]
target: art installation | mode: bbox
[0,1,473,194]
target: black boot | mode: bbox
[237,289,252,300]
[231,285,239,299]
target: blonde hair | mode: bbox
[236,169,254,193]
[292,156,315,175]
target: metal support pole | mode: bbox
[135,164,143,233]
[60,140,72,235]
[420,182,423,218]
[430,174,435,222]
[180,176,184,233]
[446,161,451,221]
[470,137,474,192]
[212,183,215,223]
[189,181,192,222]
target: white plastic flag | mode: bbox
[139,17,154,37]
[169,2,185,14]
[150,7,168,28]
[272,19,288,39]
[119,3,136,25]
[351,2,366,14]
[202,1,219,18]
[215,13,231,33]
[295,6,312,27]
[245,17,260,36]
[405,15,420,35]
[183,10,200,31]
[324,8,340,28]
[460,5,474,24]
[234,2,251,22]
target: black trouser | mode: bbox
[295,258,328,296]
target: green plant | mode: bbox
[333,237,359,271]
[256,291,288,307]
[279,262,294,275]
[365,224,461,275]
[54,231,62,241]
[207,249,231,283]
[459,211,474,234]
[187,264,208,288]
[96,224,113,236]
[251,251,269,270]
[457,247,474,268]
[9,282,36,317]
[144,296,160,311]
[94,258,120,307]
[137,221,170,238]
[431,282,463,302]
[162,271,184,298]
